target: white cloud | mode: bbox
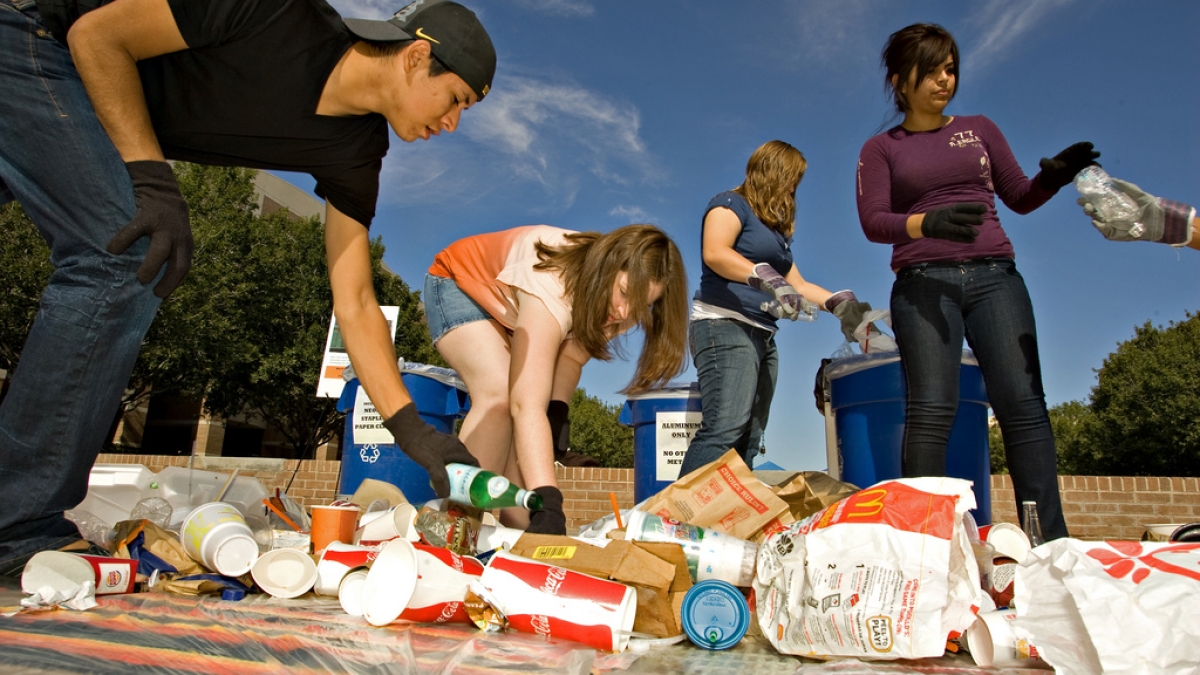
[512,0,594,18]
[964,0,1077,73]
[609,205,652,223]
[375,73,660,212]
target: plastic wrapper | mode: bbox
[415,507,481,556]
[754,477,983,660]
[1011,539,1200,674]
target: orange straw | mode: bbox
[263,498,303,532]
[609,492,624,529]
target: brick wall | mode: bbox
[96,454,1199,540]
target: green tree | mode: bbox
[991,400,1099,475]
[0,203,51,373]
[1087,313,1200,476]
[567,388,634,467]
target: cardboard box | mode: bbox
[510,534,692,637]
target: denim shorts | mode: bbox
[424,273,493,343]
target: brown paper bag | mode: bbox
[639,449,793,541]
[771,471,860,522]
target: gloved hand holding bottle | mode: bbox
[1078,177,1196,247]
[383,404,480,499]
[747,262,803,320]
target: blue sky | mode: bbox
[283,0,1199,472]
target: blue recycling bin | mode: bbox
[337,374,469,503]
[826,351,992,524]
[618,382,703,504]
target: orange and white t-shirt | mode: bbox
[428,225,575,336]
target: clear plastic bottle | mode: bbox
[1074,165,1143,237]
[1021,501,1046,547]
[760,297,818,321]
[444,463,543,510]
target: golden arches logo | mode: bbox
[846,488,888,518]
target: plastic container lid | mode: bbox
[680,580,750,650]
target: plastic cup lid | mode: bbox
[251,548,317,599]
[680,580,750,650]
[361,539,418,626]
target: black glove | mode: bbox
[824,290,870,342]
[921,203,987,243]
[106,161,193,298]
[547,400,571,462]
[383,403,479,498]
[526,486,566,535]
[1036,141,1100,191]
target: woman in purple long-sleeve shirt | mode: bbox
[855,23,1098,541]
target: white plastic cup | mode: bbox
[251,548,318,599]
[478,550,637,652]
[180,502,259,577]
[354,503,419,546]
[965,609,1045,667]
[400,544,484,624]
[338,568,371,617]
[313,541,379,596]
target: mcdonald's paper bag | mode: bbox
[754,477,983,660]
[640,449,793,541]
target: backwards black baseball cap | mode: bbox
[344,0,496,99]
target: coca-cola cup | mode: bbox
[478,550,637,652]
[400,544,484,624]
[313,541,379,597]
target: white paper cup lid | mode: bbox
[251,548,317,599]
[361,539,418,626]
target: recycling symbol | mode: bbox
[360,444,381,464]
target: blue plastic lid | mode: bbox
[221,588,246,601]
[680,580,750,650]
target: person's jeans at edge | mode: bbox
[0,0,162,571]
[678,318,778,476]
[890,257,1068,540]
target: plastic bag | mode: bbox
[1011,539,1200,674]
[852,310,897,353]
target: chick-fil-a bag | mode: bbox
[754,477,983,660]
[1012,539,1200,675]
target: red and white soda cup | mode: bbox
[478,550,637,652]
[400,544,484,624]
[313,541,380,596]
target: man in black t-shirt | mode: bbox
[0,0,494,574]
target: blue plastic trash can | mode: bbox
[618,382,702,504]
[826,351,992,524]
[337,374,469,503]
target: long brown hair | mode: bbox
[734,140,807,236]
[534,224,688,394]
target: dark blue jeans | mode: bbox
[890,258,1067,540]
[679,318,778,475]
[0,0,161,569]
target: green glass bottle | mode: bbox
[445,463,543,510]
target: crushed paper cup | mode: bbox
[314,541,379,596]
[965,609,1045,668]
[401,544,484,624]
[361,539,419,626]
[21,551,101,611]
[354,503,419,546]
[478,550,637,652]
[251,548,318,599]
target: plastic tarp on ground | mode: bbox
[1,580,1055,675]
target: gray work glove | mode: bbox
[747,262,802,320]
[1078,178,1196,246]
[106,161,193,298]
[824,290,871,342]
[383,403,479,498]
[921,203,987,243]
